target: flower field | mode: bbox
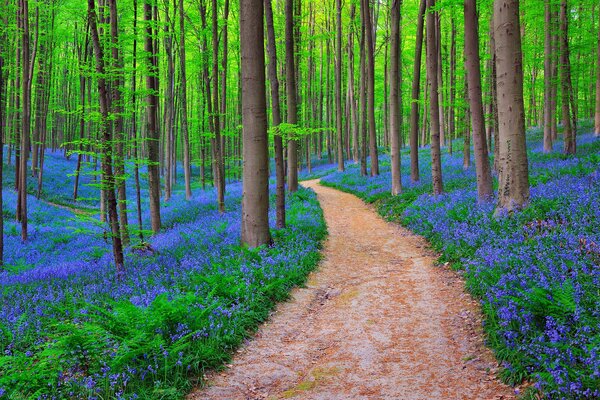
[0,157,327,399]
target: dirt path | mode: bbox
[189,180,517,400]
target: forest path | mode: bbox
[189,180,516,400]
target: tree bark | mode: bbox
[464,0,493,201]
[596,6,600,136]
[390,0,402,195]
[359,17,368,177]
[335,0,344,171]
[179,0,192,199]
[543,0,554,151]
[265,0,286,228]
[560,0,576,154]
[409,0,425,183]
[426,0,443,195]
[19,0,30,242]
[240,0,272,248]
[285,0,299,192]
[493,0,530,213]
[144,0,161,233]
[212,0,226,211]
[88,0,125,273]
[361,0,379,176]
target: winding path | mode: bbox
[189,180,516,400]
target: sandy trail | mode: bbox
[189,180,516,400]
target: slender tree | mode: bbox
[464,0,493,201]
[19,0,31,242]
[240,0,272,248]
[265,0,285,228]
[426,0,443,195]
[560,0,576,154]
[144,0,161,233]
[335,0,344,171]
[0,53,5,266]
[361,0,379,176]
[543,0,554,152]
[493,0,530,213]
[88,0,125,273]
[179,0,192,199]
[409,0,426,183]
[596,7,600,137]
[389,0,402,195]
[212,0,226,211]
[286,0,299,192]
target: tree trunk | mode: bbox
[493,0,530,213]
[212,0,226,211]
[426,0,443,195]
[132,0,144,242]
[359,18,368,177]
[144,0,161,233]
[335,0,344,171]
[560,0,576,154]
[0,54,5,265]
[179,0,192,199]
[88,0,125,273]
[409,0,425,183]
[596,6,600,136]
[265,0,286,228]
[109,0,129,244]
[361,0,379,176]
[543,0,554,151]
[285,0,299,192]
[19,0,30,242]
[464,0,493,201]
[240,0,272,248]
[390,0,402,195]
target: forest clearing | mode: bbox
[0,0,600,398]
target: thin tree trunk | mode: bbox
[19,0,30,242]
[361,0,379,176]
[596,6,600,136]
[286,0,299,192]
[109,0,129,244]
[543,0,554,151]
[240,0,272,247]
[494,0,530,213]
[212,0,225,211]
[464,0,493,201]
[359,18,368,176]
[144,0,161,233]
[409,0,425,183]
[179,0,192,199]
[335,0,344,171]
[390,0,402,195]
[560,0,576,154]
[89,0,124,273]
[265,0,285,228]
[426,0,443,195]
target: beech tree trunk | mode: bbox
[426,0,443,195]
[212,0,226,211]
[359,18,368,177]
[493,0,530,213]
[464,0,493,201]
[409,0,426,183]
[88,0,124,273]
[109,0,129,244]
[285,0,299,192]
[144,0,161,233]
[19,0,30,242]
[179,0,192,199]
[265,0,285,228]
[543,0,554,152]
[560,0,576,154]
[389,0,402,195]
[596,7,600,137]
[361,0,379,176]
[240,0,272,248]
[335,0,344,171]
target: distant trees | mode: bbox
[493,0,530,212]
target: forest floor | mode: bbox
[188,180,519,400]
